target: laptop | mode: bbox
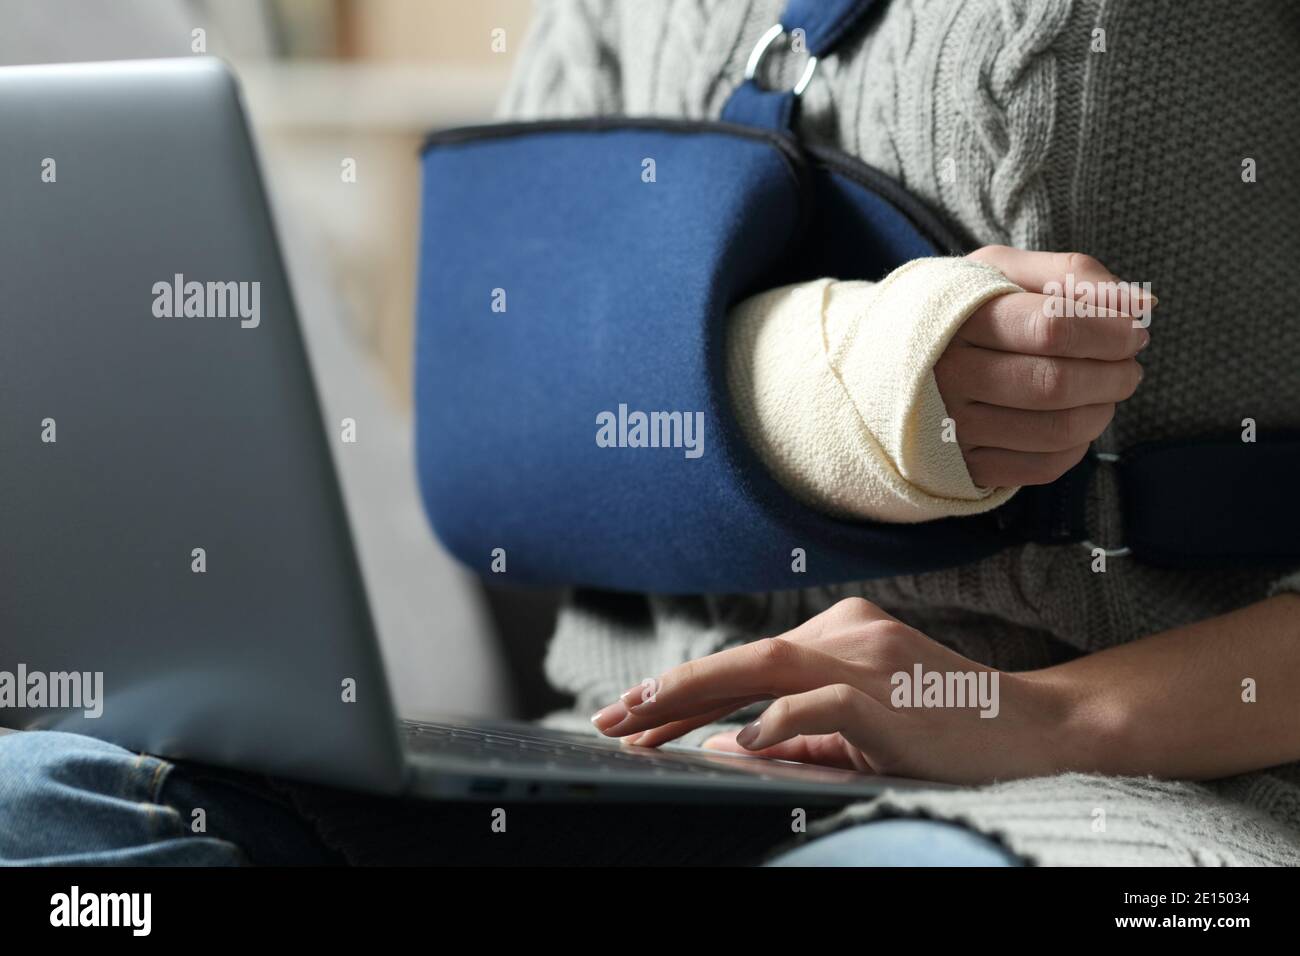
[0,57,938,805]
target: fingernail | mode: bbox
[1137,365,1145,383]
[591,701,629,732]
[1136,328,1151,351]
[619,679,660,710]
[618,686,642,707]
[623,732,646,747]
[736,718,763,750]
[1121,280,1156,304]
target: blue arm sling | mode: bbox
[414,0,1300,593]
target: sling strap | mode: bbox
[1118,434,1300,570]
[722,0,882,129]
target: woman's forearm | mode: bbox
[1035,593,1300,779]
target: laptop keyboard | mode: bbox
[402,719,755,777]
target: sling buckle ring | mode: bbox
[744,24,819,97]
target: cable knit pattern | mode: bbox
[494,0,623,119]
[961,0,1070,247]
[499,0,1300,865]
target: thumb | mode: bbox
[703,730,872,773]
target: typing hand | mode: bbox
[590,597,1086,785]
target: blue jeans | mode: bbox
[0,731,339,865]
[767,819,1020,866]
[0,730,1018,866]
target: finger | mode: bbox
[963,443,1091,487]
[598,598,899,736]
[968,247,1119,289]
[950,401,1114,454]
[593,638,860,738]
[620,702,755,748]
[702,729,875,772]
[957,292,1149,360]
[935,343,1142,411]
[735,684,898,766]
[968,247,1154,312]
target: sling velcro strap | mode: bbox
[995,453,1096,547]
[1117,433,1300,570]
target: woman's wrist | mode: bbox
[1019,594,1300,781]
[1013,664,1136,776]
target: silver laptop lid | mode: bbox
[0,58,406,794]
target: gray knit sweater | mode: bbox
[498,0,1300,865]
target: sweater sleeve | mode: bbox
[726,257,1024,523]
[495,0,623,120]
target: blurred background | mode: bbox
[0,0,570,722]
